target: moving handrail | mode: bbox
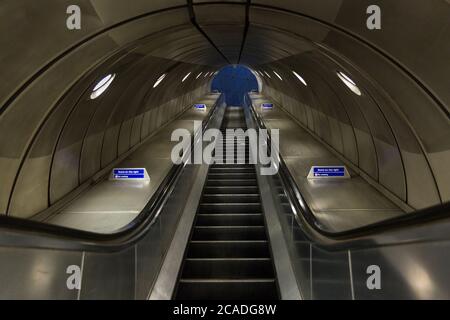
[0,94,225,251]
[245,94,450,250]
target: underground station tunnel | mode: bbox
[0,0,449,302]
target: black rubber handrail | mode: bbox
[0,94,225,251]
[244,94,450,244]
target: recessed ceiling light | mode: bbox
[182,72,192,82]
[292,71,307,86]
[196,72,203,79]
[337,71,361,96]
[153,73,167,88]
[90,73,116,100]
[273,71,283,81]
[339,71,356,86]
[264,71,271,78]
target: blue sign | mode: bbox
[261,103,273,109]
[313,167,345,177]
[113,168,145,179]
[194,104,206,110]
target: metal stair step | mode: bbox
[199,203,262,214]
[187,240,270,258]
[196,213,264,226]
[191,226,267,241]
[176,279,278,300]
[181,258,274,279]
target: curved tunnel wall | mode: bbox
[0,1,448,219]
[246,4,450,210]
[0,3,221,218]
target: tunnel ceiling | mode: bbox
[2,1,450,104]
[0,0,449,218]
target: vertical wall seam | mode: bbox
[77,251,86,300]
[348,250,355,300]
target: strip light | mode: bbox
[90,74,116,99]
[292,71,307,86]
[153,73,167,88]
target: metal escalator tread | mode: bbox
[175,106,279,300]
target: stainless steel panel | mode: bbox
[0,247,82,299]
[135,220,163,299]
[311,246,352,300]
[80,247,135,300]
[351,241,450,299]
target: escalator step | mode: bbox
[199,203,262,213]
[211,164,254,168]
[203,186,258,194]
[207,179,257,186]
[202,194,260,203]
[208,173,256,179]
[175,106,278,300]
[192,226,266,241]
[182,258,274,279]
[196,213,264,226]
[187,241,270,258]
[176,279,278,300]
[209,167,254,173]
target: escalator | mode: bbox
[1,99,449,300]
[175,106,279,300]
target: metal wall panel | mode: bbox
[130,114,145,147]
[80,247,135,300]
[250,8,447,210]
[351,242,450,299]
[0,36,119,214]
[50,55,140,204]
[1,0,447,221]
[252,0,450,109]
[7,44,130,218]
[0,3,221,218]
[0,247,82,299]
[78,54,147,183]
